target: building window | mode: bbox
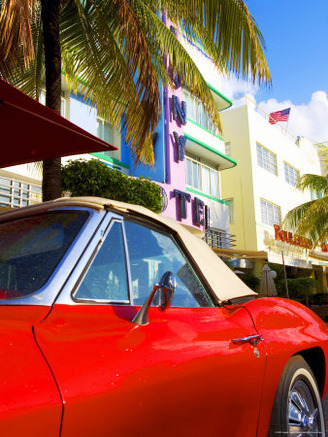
[284,162,300,187]
[97,116,121,161]
[224,198,234,223]
[256,143,277,175]
[0,177,42,208]
[183,89,216,133]
[225,142,231,157]
[186,155,219,198]
[260,198,281,226]
[97,116,115,144]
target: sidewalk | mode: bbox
[323,392,328,431]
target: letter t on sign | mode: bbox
[173,189,191,219]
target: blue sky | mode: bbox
[248,0,328,104]
[220,0,328,143]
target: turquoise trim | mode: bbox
[187,118,225,141]
[206,83,232,109]
[184,133,237,168]
[91,152,129,169]
[186,187,229,205]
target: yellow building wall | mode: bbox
[220,105,258,251]
[220,99,322,271]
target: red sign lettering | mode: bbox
[273,225,313,250]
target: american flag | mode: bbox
[269,108,291,124]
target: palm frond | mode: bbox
[283,197,328,245]
[60,0,158,164]
[129,0,222,131]
[283,200,316,231]
[27,160,42,177]
[0,0,37,69]
[4,8,44,98]
[1,0,271,166]
[157,0,271,85]
[318,145,328,173]
[296,174,328,196]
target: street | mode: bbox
[323,391,328,432]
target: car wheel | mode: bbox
[269,355,326,436]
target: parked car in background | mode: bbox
[0,197,327,437]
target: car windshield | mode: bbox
[0,210,89,299]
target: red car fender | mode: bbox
[0,306,63,437]
[243,297,328,437]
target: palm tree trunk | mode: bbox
[41,0,62,201]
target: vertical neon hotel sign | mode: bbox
[171,89,205,225]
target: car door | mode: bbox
[34,215,267,437]
[0,307,63,437]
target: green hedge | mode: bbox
[238,273,260,292]
[61,159,162,213]
[276,277,317,301]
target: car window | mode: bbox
[124,220,214,308]
[74,221,129,302]
[0,211,89,299]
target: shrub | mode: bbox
[238,273,260,292]
[276,277,317,303]
[62,159,162,213]
[267,263,285,282]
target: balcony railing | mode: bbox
[204,227,236,249]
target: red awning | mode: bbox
[0,79,116,168]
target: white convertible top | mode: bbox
[0,197,256,302]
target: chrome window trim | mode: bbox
[56,211,130,305]
[0,207,106,306]
[122,219,134,306]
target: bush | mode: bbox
[238,273,260,292]
[61,159,162,213]
[267,263,285,282]
[276,277,317,303]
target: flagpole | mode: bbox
[282,251,290,299]
[284,108,291,135]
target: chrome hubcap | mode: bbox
[288,380,321,436]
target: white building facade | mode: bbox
[220,98,326,278]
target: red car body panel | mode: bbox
[0,299,327,437]
[35,303,267,437]
[243,297,328,437]
[0,306,62,437]
[0,199,328,436]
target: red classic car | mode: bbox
[0,196,327,437]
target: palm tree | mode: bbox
[0,0,271,201]
[1,0,62,200]
[283,174,328,247]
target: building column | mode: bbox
[323,265,328,293]
[253,259,265,279]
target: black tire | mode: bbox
[269,355,326,436]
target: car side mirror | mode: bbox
[132,271,176,326]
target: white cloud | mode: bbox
[220,75,328,144]
[220,74,259,100]
[258,92,328,144]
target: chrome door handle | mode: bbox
[232,334,263,346]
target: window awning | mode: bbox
[0,79,116,168]
[309,251,328,262]
[212,247,268,260]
